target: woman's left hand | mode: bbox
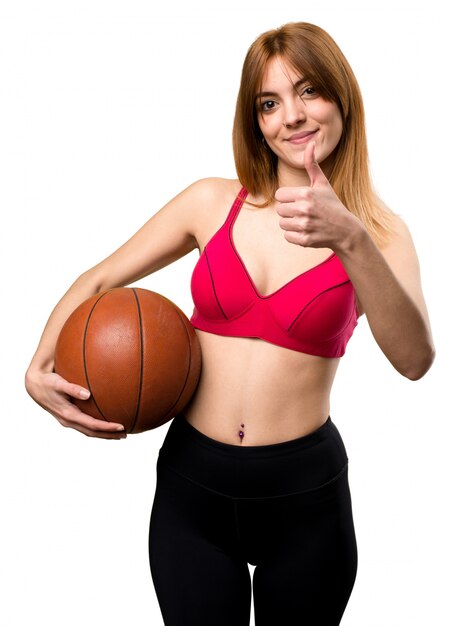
[275,140,363,252]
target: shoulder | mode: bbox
[374,212,424,293]
[180,177,244,247]
[187,176,244,215]
[377,213,419,270]
[185,177,243,205]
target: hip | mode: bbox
[157,412,350,499]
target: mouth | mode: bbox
[286,130,318,144]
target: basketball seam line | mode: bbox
[160,300,192,422]
[130,288,144,434]
[83,291,109,422]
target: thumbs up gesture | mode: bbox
[275,140,361,252]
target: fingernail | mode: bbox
[116,425,125,431]
[79,389,90,399]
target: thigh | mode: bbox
[250,465,358,626]
[148,462,252,626]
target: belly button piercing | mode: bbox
[238,423,245,443]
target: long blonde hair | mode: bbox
[232,22,395,247]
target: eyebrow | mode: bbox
[255,77,310,100]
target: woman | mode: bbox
[25,22,435,626]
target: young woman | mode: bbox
[25,22,435,626]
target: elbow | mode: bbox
[402,344,436,381]
[75,267,106,294]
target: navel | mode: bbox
[238,423,245,444]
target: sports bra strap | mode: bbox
[224,186,249,226]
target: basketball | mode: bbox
[54,288,202,434]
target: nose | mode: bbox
[282,97,306,127]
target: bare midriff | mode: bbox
[182,328,340,446]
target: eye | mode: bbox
[259,100,276,112]
[303,86,316,96]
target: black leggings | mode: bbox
[148,413,358,625]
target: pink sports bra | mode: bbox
[190,186,359,358]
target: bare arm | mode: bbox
[337,215,435,380]
[276,140,435,380]
[25,177,221,437]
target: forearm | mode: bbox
[25,270,102,381]
[336,227,435,380]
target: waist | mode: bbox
[157,412,349,499]
[182,401,332,446]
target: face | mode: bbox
[256,55,343,181]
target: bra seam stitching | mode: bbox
[305,310,357,347]
[288,308,358,347]
[287,280,352,333]
[204,247,228,320]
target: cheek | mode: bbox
[258,115,276,137]
[312,101,339,124]
[315,103,343,143]
[329,115,343,143]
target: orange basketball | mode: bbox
[54,288,202,434]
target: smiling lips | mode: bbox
[287,130,318,144]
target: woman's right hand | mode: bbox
[25,369,127,440]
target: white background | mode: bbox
[1,0,465,624]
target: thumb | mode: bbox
[304,140,326,187]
